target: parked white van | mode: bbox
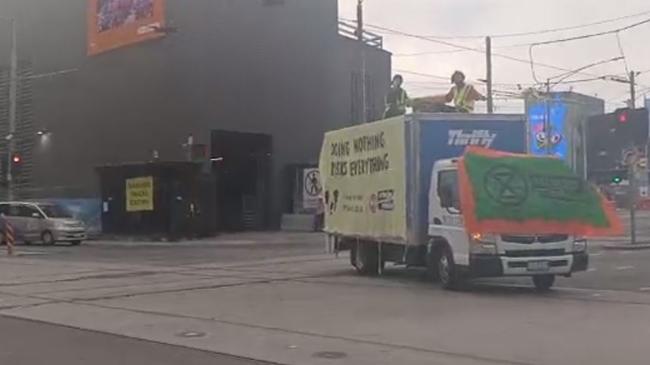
[0,202,86,246]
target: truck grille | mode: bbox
[508,260,569,268]
[501,235,569,244]
[505,249,566,257]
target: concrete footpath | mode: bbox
[0,242,650,365]
[0,315,274,365]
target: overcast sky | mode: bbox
[339,0,650,113]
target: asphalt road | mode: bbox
[8,237,650,293]
[0,316,274,365]
[2,231,650,364]
[7,234,325,266]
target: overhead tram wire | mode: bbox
[528,17,650,82]
[340,9,650,40]
[364,23,618,81]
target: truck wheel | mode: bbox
[353,241,380,276]
[438,245,460,290]
[532,275,555,291]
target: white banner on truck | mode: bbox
[319,117,407,240]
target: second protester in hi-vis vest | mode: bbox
[444,71,486,113]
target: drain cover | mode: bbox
[312,351,347,360]
[176,331,207,338]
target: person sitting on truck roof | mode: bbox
[444,71,487,113]
[384,74,410,118]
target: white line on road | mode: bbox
[615,266,635,271]
[592,293,603,297]
[640,287,650,292]
[590,252,603,257]
[587,268,597,272]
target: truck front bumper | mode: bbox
[469,253,589,278]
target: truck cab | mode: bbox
[427,158,589,290]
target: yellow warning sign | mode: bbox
[126,176,154,212]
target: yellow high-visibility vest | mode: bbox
[453,84,475,112]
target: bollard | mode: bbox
[5,222,15,256]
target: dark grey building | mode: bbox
[0,0,391,230]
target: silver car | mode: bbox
[0,202,87,246]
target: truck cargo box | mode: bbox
[319,113,526,246]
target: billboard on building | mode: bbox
[527,96,569,160]
[87,0,166,56]
[526,92,604,178]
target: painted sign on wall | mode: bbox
[126,176,154,212]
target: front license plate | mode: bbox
[527,261,550,272]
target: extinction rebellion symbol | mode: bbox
[483,165,528,206]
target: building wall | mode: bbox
[0,0,391,227]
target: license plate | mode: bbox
[527,261,550,272]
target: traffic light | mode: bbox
[589,169,628,186]
[11,153,23,179]
[587,108,649,177]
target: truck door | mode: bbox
[429,169,471,266]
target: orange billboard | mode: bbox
[87,0,166,56]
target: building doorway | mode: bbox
[211,130,272,231]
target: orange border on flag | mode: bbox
[458,146,623,236]
[87,0,166,56]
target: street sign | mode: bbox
[622,148,639,167]
[302,168,322,210]
[637,158,648,169]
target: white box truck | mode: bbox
[319,114,588,290]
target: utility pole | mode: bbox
[357,0,367,123]
[545,79,552,155]
[629,70,637,244]
[630,70,636,108]
[485,36,493,114]
[7,18,17,200]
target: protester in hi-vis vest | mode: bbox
[384,74,410,118]
[444,71,486,113]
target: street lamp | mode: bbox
[1,17,17,199]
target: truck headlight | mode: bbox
[573,237,587,252]
[470,233,497,255]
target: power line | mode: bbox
[529,17,650,47]
[393,69,449,80]
[391,41,531,58]
[366,23,616,80]
[615,33,631,77]
[344,9,650,40]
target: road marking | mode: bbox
[587,268,597,272]
[590,252,603,257]
[640,287,650,292]
[615,265,635,271]
[592,293,602,297]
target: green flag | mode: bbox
[459,146,622,236]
